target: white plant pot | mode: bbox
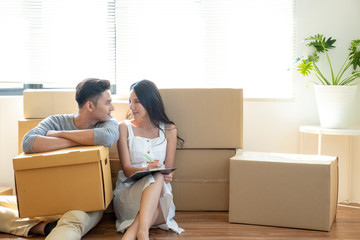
[314,85,358,129]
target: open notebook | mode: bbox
[122,168,176,183]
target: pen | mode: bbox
[144,153,154,161]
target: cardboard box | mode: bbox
[13,146,112,218]
[18,119,43,154]
[109,149,234,211]
[109,142,119,159]
[23,89,78,118]
[159,88,243,149]
[111,99,130,122]
[229,151,338,231]
[172,149,235,211]
[110,158,122,189]
[172,180,228,211]
[0,187,13,195]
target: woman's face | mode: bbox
[129,89,148,120]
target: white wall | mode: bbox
[0,96,23,191]
[244,0,360,152]
[1,0,360,191]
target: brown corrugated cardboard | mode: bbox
[104,159,122,213]
[23,89,78,118]
[109,142,119,159]
[111,99,129,122]
[172,180,229,211]
[229,151,338,231]
[109,150,234,211]
[13,146,112,218]
[18,119,43,154]
[110,158,122,188]
[0,187,13,195]
[159,88,243,149]
[172,149,235,211]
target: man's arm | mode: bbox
[93,117,120,147]
[22,115,119,154]
[31,129,98,153]
[22,115,94,154]
[31,135,79,153]
[46,129,95,145]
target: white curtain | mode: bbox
[115,0,295,98]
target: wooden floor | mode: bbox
[1,204,360,239]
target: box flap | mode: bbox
[232,151,337,165]
[13,146,109,170]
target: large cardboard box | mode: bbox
[108,89,243,158]
[13,146,112,218]
[18,119,43,154]
[23,89,78,118]
[229,151,338,231]
[111,99,129,122]
[159,88,243,149]
[172,149,235,211]
[110,158,122,189]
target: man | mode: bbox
[0,78,119,240]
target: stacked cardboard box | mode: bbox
[108,89,243,211]
[160,89,243,211]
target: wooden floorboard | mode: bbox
[1,204,360,239]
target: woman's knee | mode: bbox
[153,172,164,183]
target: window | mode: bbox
[115,0,295,98]
[1,0,294,98]
[0,0,116,94]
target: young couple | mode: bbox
[0,78,184,240]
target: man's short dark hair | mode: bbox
[75,78,111,108]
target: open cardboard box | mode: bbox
[13,146,112,218]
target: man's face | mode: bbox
[91,90,114,122]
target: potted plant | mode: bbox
[295,34,360,128]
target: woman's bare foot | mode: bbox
[136,229,149,240]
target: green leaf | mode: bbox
[349,39,360,70]
[308,52,319,63]
[306,34,336,53]
[297,59,314,76]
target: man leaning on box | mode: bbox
[0,78,119,239]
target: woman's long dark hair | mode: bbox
[130,80,184,147]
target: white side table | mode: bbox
[299,125,360,203]
[299,125,360,155]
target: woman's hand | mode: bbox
[164,172,173,183]
[147,160,162,170]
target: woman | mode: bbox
[113,80,184,240]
